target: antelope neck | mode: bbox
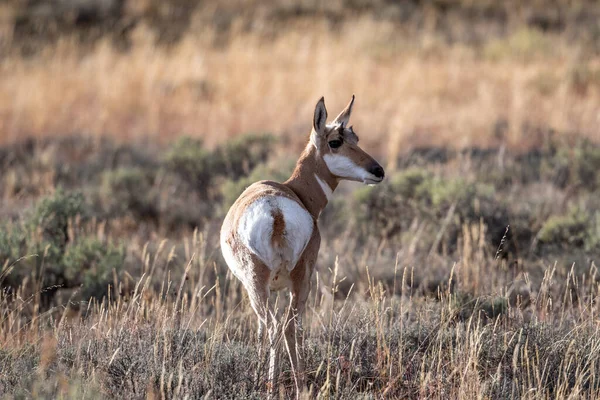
[284,143,338,219]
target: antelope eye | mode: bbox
[328,140,342,149]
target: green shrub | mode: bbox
[219,134,275,180]
[0,220,64,293]
[351,168,504,249]
[164,134,275,194]
[421,176,495,214]
[28,189,88,250]
[101,167,157,221]
[572,141,600,191]
[364,167,495,216]
[388,168,431,200]
[352,180,406,240]
[540,138,600,190]
[538,207,600,252]
[0,224,24,266]
[0,224,28,288]
[164,137,217,191]
[586,212,600,252]
[1,190,123,302]
[62,238,125,301]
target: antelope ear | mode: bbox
[313,97,328,135]
[332,94,355,128]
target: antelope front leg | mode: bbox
[284,309,306,389]
[288,237,317,395]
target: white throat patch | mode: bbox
[314,174,333,201]
[323,153,375,183]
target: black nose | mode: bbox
[370,164,385,179]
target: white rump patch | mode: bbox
[323,153,377,183]
[238,196,313,271]
[314,174,333,201]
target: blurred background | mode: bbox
[1,1,600,398]
[1,0,599,153]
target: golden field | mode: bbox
[1,1,599,159]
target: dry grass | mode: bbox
[1,16,600,163]
[0,134,600,398]
[1,228,600,398]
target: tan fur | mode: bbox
[270,209,286,248]
[220,96,383,395]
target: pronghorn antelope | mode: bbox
[220,96,384,393]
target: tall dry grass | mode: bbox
[1,18,599,164]
[2,227,600,398]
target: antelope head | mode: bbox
[311,95,385,185]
